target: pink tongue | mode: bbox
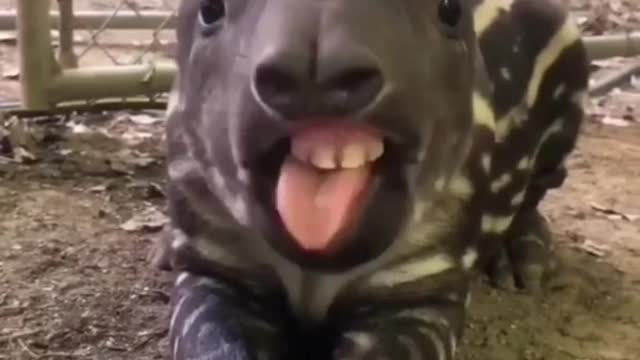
[276,156,371,252]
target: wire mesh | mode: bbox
[66,0,176,68]
[60,0,176,109]
[8,0,179,114]
[9,0,640,115]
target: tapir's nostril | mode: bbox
[252,53,385,119]
[326,68,380,92]
[253,63,301,115]
[321,67,384,113]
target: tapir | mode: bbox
[150,0,590,358]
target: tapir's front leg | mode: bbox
[333,296,466,360]
[169,272,285,360]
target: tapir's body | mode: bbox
[153,0,589,358]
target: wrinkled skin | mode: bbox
[153,0,590,359]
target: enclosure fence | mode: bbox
[2,1,640,114]
[3,0,177,113]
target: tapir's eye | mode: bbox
[437,0,462,27]
[199,0,226,28]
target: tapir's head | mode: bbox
[171,0,484,271]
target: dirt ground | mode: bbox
[1,1,639,359]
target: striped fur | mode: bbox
[155,0,590,359]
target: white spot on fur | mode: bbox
[175,272,190,286]
[173,337,180,360]
[171,229,188,249]
[416,327,446,360]
[368,253,456,287]
[170,294,190,338]
[228,196,249,225]
[443,292,461,302]
[237,167,250,185]
[342,332,376,355]
[526,17,581,107]
[473,0,514,36]
[211,167,226,191]
[190,276,230,293]
[448,175,474,200]
[399,308,451,360]
[543,119,565,143]
[495,105,528,143]
[434,177,446,192]
[399,308,451,328]
[181,297,213,336]
[472,92,496,131]
[413,201,427,223]
[450,332,458,357]
[416,146,427,163]
[481,214,515,234]
[511,190,526,207]
[531,118,565,170]
[462,248,478,270]
[168,159,200,180]
[517,156,531,170]
[209,167,250,225]
[500,67,511,81]
[490,173,512,193]
[481,153,492,174]
[521,233,547,248]
[193,236,244,267]
[553,84,567,100]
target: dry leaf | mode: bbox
[120,207,168,232]
[2,67,19,80]
[0,32,17,44]
[13,147,37,164]
[129,114,162,126]
[67,122,91,134]
[577,239,610,257]
[590,202,639,222]
[600,116,630,127]
[631,74,640,90]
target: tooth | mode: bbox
[310,146,337,169]
[291,139,310,163]
[340,144,367,168]
[367,140,384,161]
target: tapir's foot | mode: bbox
[485,210,556,292]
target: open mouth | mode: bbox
[252,120,402,257]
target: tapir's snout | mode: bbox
[251,40,385,119]
[246,0,399,121]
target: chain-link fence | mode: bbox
[3,0,640,115]
[3,0,178,114]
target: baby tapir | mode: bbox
[151,0,590,358]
